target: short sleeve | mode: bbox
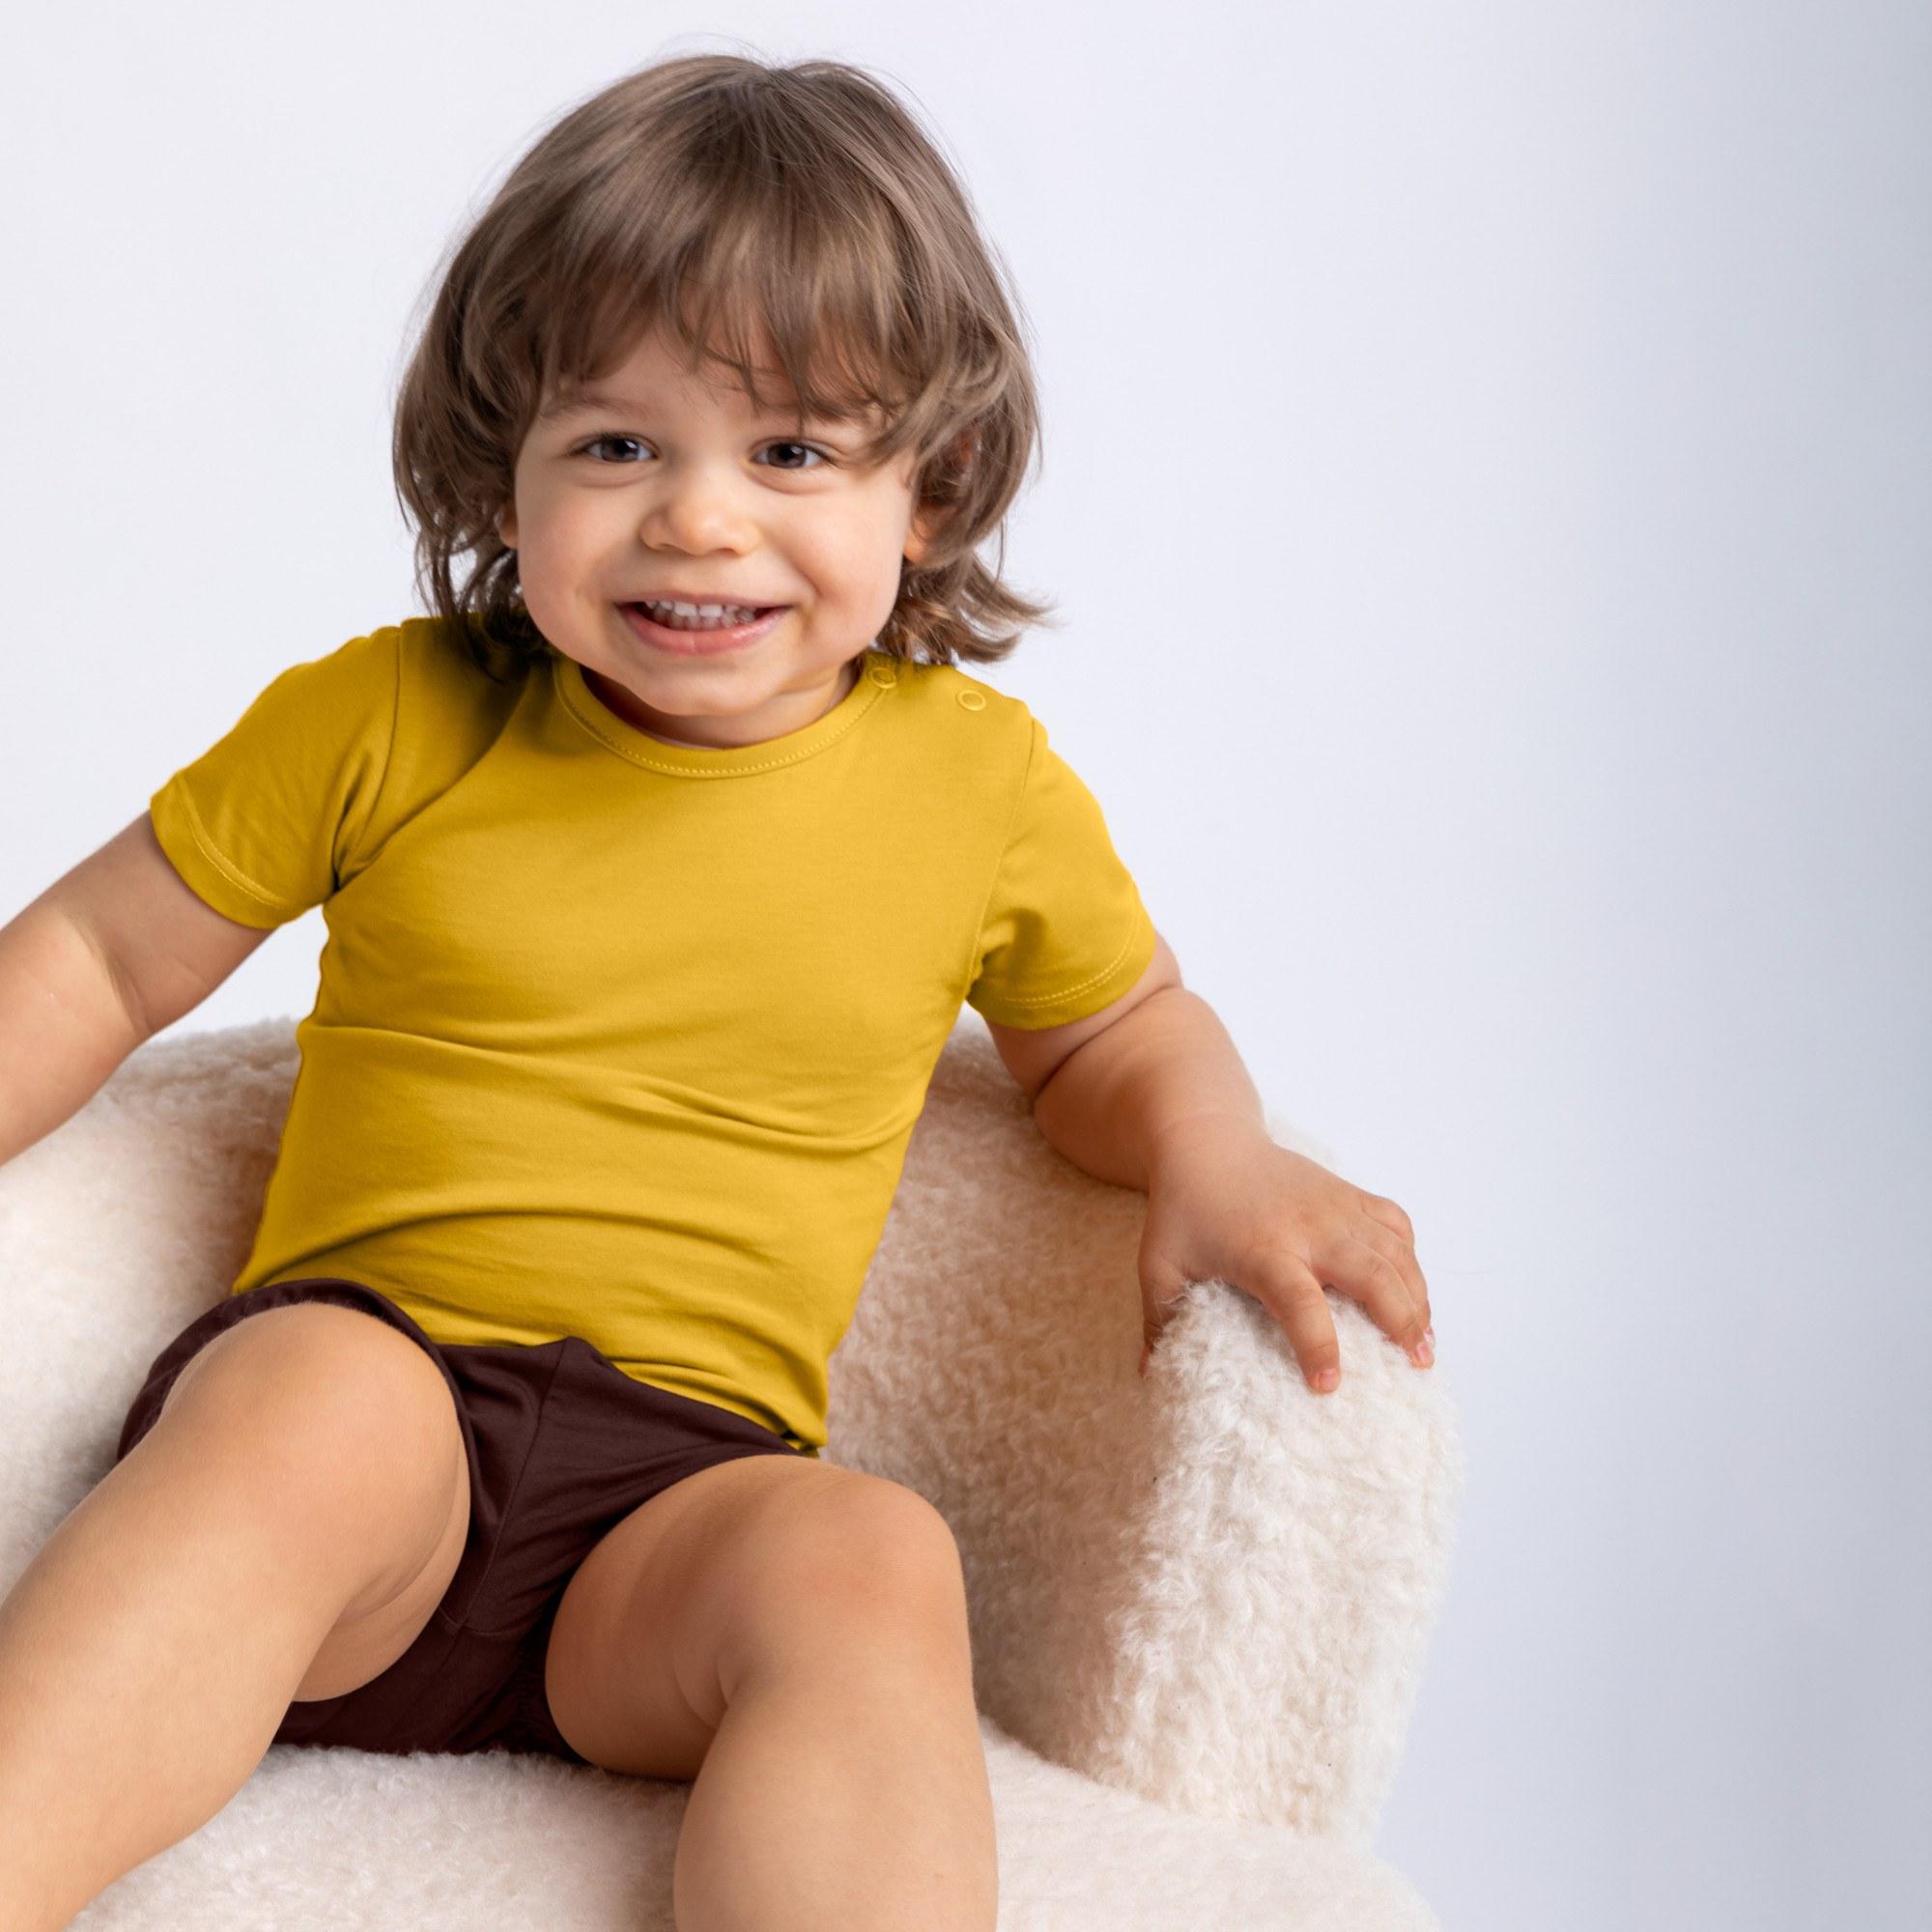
[147,627,401,929]
[966,715,1158,1030]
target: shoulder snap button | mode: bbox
[956,688,986,711]
[867,663,897,688]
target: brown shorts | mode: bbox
[113,1277,810,1765]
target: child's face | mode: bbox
[498,324,936,751]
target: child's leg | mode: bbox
[544,1452,997,1931]
[675,1629,997,1932]
[0,1302,469,1932]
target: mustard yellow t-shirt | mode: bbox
[148,617,1156,1455]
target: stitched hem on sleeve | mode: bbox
[972,897,1158,1031]
[148,776,298,928]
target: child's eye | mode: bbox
[575,435,833,471]
[761,440,835,471]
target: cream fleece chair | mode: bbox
[0,1013,1463,1931]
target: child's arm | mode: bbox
[0,811,270,1170]
[988,935,1435,1394]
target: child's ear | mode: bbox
[496,503,518,550]
[903,428,976,567]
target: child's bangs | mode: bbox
[537,208,934,471]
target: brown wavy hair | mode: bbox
[390,49,1060,682]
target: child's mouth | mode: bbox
[619,603,789,655]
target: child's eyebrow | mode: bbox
[537,386,860,426]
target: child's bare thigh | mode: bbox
[146,1301,470,1703]
[545,1450,971,1779]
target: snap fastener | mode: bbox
[867,664,897,688]
[956,688,986,712]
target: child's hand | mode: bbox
[1135,1123,1434,1392]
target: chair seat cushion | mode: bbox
[72,1717,1438,1931]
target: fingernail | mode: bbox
[1412,1334,1435,1365]
[1314,1366,1339,1391]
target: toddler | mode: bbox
[0,50,1434,1932]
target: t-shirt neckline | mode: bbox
[551,645,896,778]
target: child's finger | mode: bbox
[1353,1203,1432,1321]
[1336,1231,1433,1365]
[1261,1254,1343,1392]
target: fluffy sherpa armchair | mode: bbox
[0,1013,1463,1931]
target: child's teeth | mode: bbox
[641,599,763,629]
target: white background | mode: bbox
[2,5,1926,1927]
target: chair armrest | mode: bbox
[0,1018,301,1590]
[826,1016,1465,1844]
